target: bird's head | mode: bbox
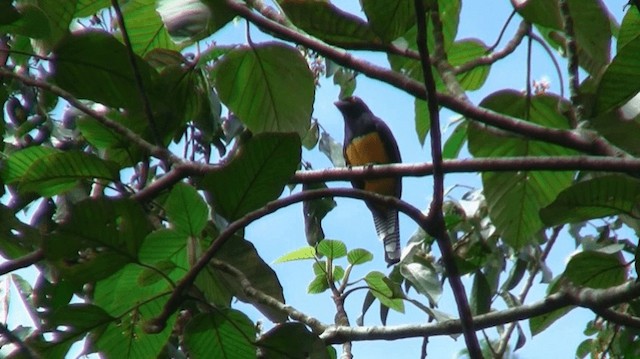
[334,96,371,119]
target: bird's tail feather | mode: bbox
[372,209,400,266]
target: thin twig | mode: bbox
[487,10,518,52]
[529,32,565,99]
[110,0,161,145]
[454,21,529,74]
[414,1,481,357]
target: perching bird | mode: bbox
[335,96,402,265]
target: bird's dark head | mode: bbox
[334,96,371,119]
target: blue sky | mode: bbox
[2,1,630,358]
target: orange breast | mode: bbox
[345,132,396,196]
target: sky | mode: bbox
[1,1,631,358]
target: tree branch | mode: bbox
[454,21,530,74]
[0,67,179,164]
[0,250,44,276]
[320,280,640,343]
[210,259,327,334]
[559,0,581,122]
[223,0,624,157]
[414,1,481,357]
[147,187,427,333]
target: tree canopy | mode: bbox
[1,0,640,358]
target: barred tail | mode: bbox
[372,209,400,266]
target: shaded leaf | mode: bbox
[165,182,208,236]
[281,0,380,46]
[214,42,315,137]
[595,35,640,114]
[540,175,640,226]
[365,271,404,313]
[200,133,301,221]
[564,251,626,289]
[183,311,255,359]
[257,322,331,359]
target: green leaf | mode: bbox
[0,4,50,39]
[414,98,430,146]
[362,0,415,42]
[214,42,315,137]
[95,295,175,359]
[273,246,317,263]
[199,133,301,221]
[120,0,179,55]
[52,31,157,110]
[137,260,177,286]
[46,198,153,285]
[468,91,576,249]
[529,278,574,336]
[139,229,189,278]
[75,0,109,17]
[595,35,640,114]
[470,270,491,316]
[165,183,208,236]
[307,274,329,294]
[316,239,347,259]
[347,248,374,265]
[400,262,442,305]
[257,322,331,359]
[448,39,491,90]
[34,0,75,49]
[442,120,467,159]
[564,251,626,289]
[365,271,404,313]
[319,131,346,167]
[17,151,120,196]
[540,175,640,226]
[1,146,58,183]
[183,311,255,359]
[215,236,287,322]
[618,8,640,51]
[280,0,380,47]
[47,303,113,331]
[566,0,611,75]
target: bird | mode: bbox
[334,96,402,266]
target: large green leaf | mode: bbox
[95,294,175,359]
[468,91,576,249]
[52,30,157,110]
[121,0,179,55]
[5,149,120,196]
[35,0,75,50]
[199,133,301,221]
[46,198,153,284]
[75,0,110,17]
[529,278,574,336]
[0,4,50,39]
[540,175,640,226]
[214,42,315,137]
[280,0,380,47]
[164,182,208,236]
[361,0,415,42]
[183,311,256,359]
[618,8,640,51]
[595,35,640,114]
[564,251,626,289]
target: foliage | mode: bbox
[0,0,639,358]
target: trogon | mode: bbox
[335,96,402,266]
